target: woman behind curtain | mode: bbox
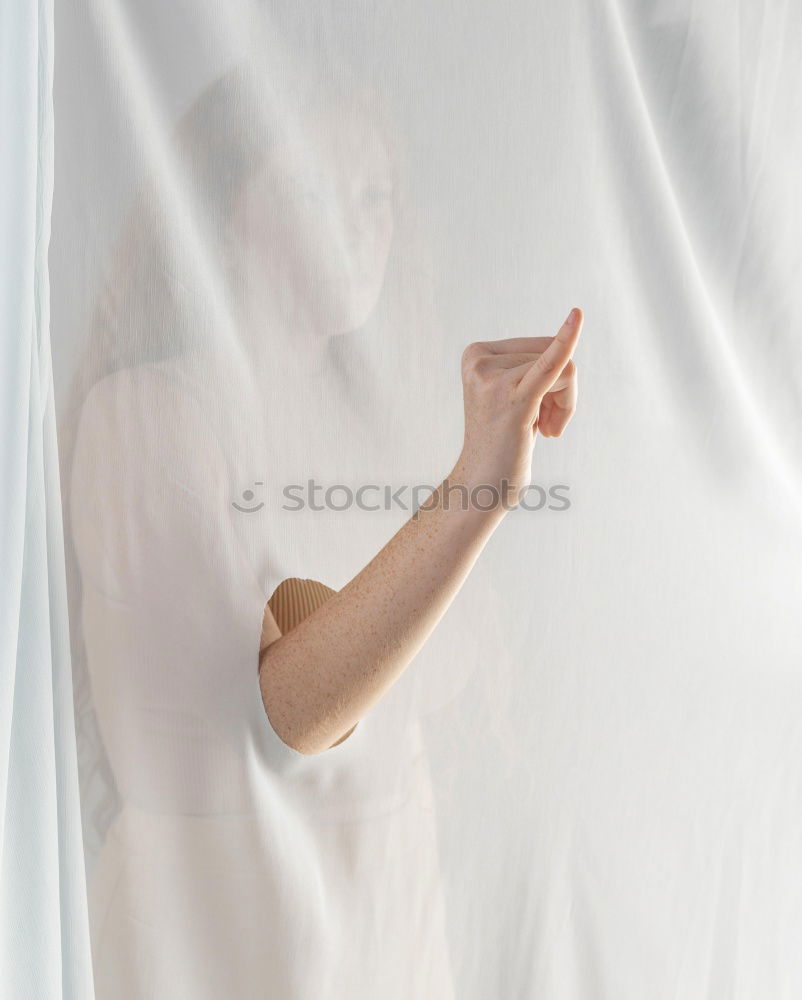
[58,55,501,998]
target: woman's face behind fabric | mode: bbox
[230,103,396,342]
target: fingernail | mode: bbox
[564,308,577,326]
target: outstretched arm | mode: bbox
[259,308,584,754]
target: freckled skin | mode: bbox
[259,310,583,755]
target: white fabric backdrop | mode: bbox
[1,0,94,996]
[49,1,802,997]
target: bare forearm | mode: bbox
[258,457,506,755]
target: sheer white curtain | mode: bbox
[0,0,94,997]
[36,0,802,997]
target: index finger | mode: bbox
[516,308,583,404]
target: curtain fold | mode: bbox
[0,0,94,995]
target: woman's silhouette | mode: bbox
[60,59,581,999]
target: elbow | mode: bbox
[278,722,324,757]
[265,706,353,756]
[258,650,358,756]
[259,651,310,755]
[260,684,314,756]
[259,670,330,757]
[263,697,320,756]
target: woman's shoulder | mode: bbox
[77,356,221,450]
[74,356,228,489]
[81,356,204,414]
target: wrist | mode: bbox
[411,477,509,536]
[438,457,518,517]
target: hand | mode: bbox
[453,307,583,509]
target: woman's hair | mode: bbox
[58,58,438,863]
